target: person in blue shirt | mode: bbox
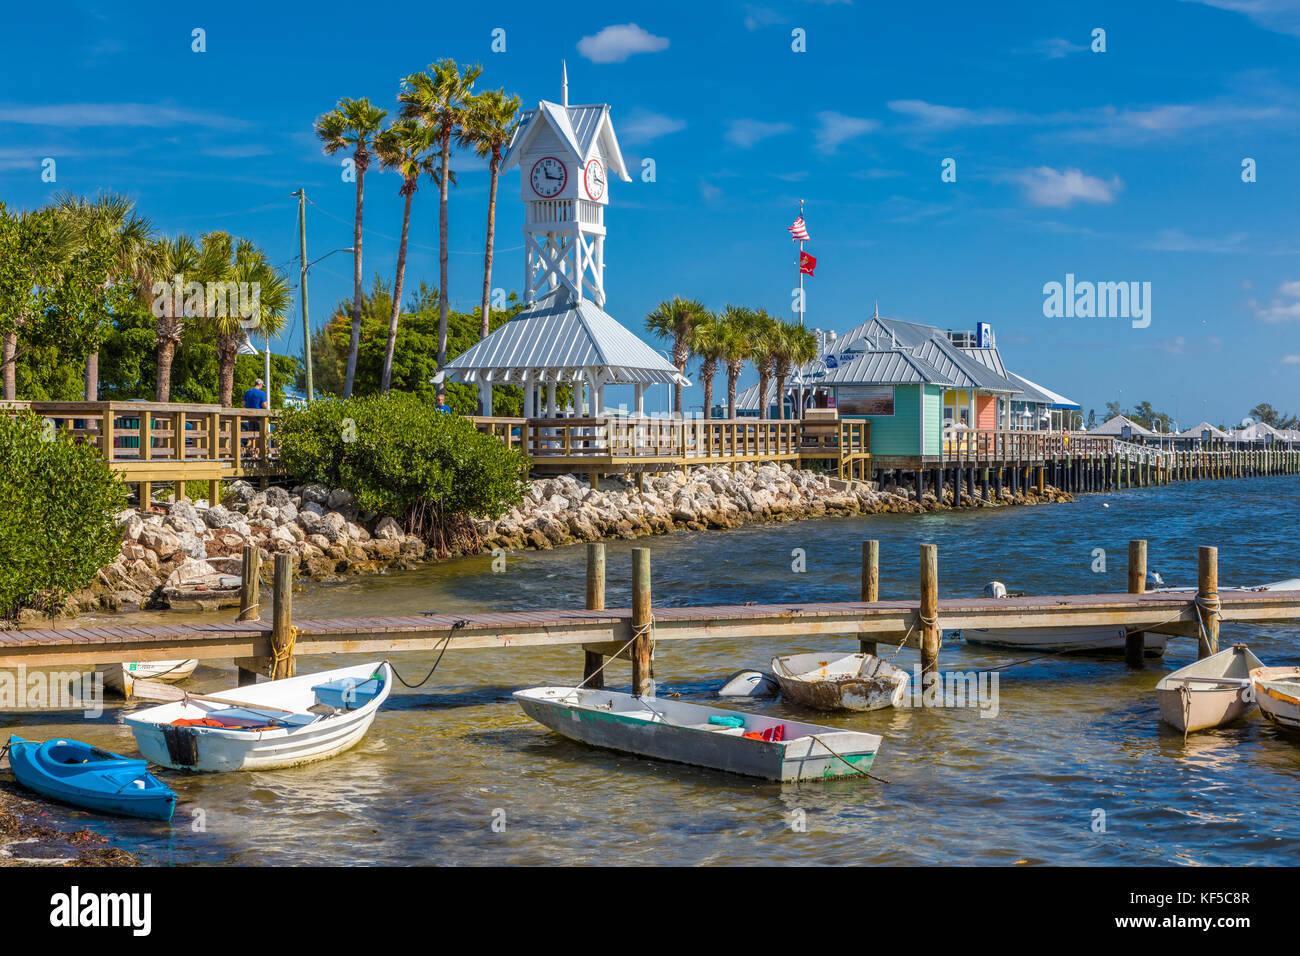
[241,379,268,455]
[435,389,451,414]
[243,379,268,410]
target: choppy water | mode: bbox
[6,476,1300,865]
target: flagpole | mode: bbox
[790,197,800,329]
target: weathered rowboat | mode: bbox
[5,735,177,821]
[98,659,199,696]
[514,686,883,782]
[771,652,908,712]
[124,661,391,772]
[718,669,779,697]
[1250,666,1300,732]
[1156,644,1263,733]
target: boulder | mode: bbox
[373,516,403,540]
[301,484,331,505]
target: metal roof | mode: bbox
[1091,414,1157,437]
[1176,421,1230,439]
[441,288,687,387]
[1005,371,1080,409]
[816,349,956,386]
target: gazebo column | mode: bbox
[546,374,558,417]
[634,383,646,416]
[479,375,493,418]
[522,371,534,418]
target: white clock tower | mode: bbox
[502,63,632,308]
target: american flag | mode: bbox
[788,216,810,241]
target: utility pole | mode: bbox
[294,188,314,402]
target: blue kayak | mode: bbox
[5,735,177,822]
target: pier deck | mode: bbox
[3,587,1297,669]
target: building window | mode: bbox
[837,385,894,416]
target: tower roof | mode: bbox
[503,100,631,181]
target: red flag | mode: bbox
[799,251,817,276]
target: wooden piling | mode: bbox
[631,547,654,697]
[269,551,295,680]
[1125,539,1146,667]
[859,540,879,655]
[235,544,264,686]
[583,542,606,688]
[919,543,939,701]
[1197,545,1219,660]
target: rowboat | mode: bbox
[98,659,199,696]
[1250,666,1300,732]
[718,668,779,697]
[771,652,908,711]
[5,735,177,821]
[514,686,883,782]
[1156,644,1263,733]
[123,662,391,772]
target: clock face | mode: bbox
[530,156,567,198]
[583,159,606,200]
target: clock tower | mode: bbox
[502,63,631,308]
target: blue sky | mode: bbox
[2,0,1299,424]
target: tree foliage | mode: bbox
[275,393,527,553]
[0,411,127,618]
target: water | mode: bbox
[7,476,1300,865]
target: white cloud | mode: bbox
[577,24,669,63]
[743,4,785,29]
[618,109,685,143]
[1180,0,1300,36]
[699,180,722,203]
[1144,229,1250,253]
[1022,36,1089,58]
[1283,354,1300,364]
[1014,166,1122,207]
[0,102,248,129]
[1279,280,1300,296]
[888,99,1027,129]
[814,111,878,153]
[725,118,793,148]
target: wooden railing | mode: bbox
[941,428,1182,465]
[504,417,809,462]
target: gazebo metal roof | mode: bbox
[437,288,688,387]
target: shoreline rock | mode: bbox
[37,466,1071,623]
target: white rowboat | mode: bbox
[1156,644,1263,733]
[124,662,391,772]
[98,660,199,696]
[1250,666,1300,732]
[514,686,883,782]
[771,652,909,711]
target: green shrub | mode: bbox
[275,394,528,552]
[0,411,127,618]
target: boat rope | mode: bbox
[806,734,890,784]
[387,619,470,688]
[883,611,940,664]
[1194,593,1222,655]
[1179,683,1192,743]
[0,741,9,765]
[269,625,299,677]
[564,617,655,700]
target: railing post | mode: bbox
[859,540,879,656]
[1197,546,1219,660]
[1126,539,1146,666]
[631,547,654,697]
[583,542,606,689]
[101,406,115,460]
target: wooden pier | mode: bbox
[3,541,1298,704]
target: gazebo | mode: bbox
[435,287,688,417]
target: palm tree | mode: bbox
[314,97,388,398]
[746,310,780,420]
[465,88,521,340]
[771,319,818,420]
[374,119,436,394]
[718,305,755,420]
[399,58,483,371]
[646,296,709,418]
[143,234,200,402]
[196,232,290,407]
[684,309,723,420]
[0,206,66,401]
[55,193,153,400]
